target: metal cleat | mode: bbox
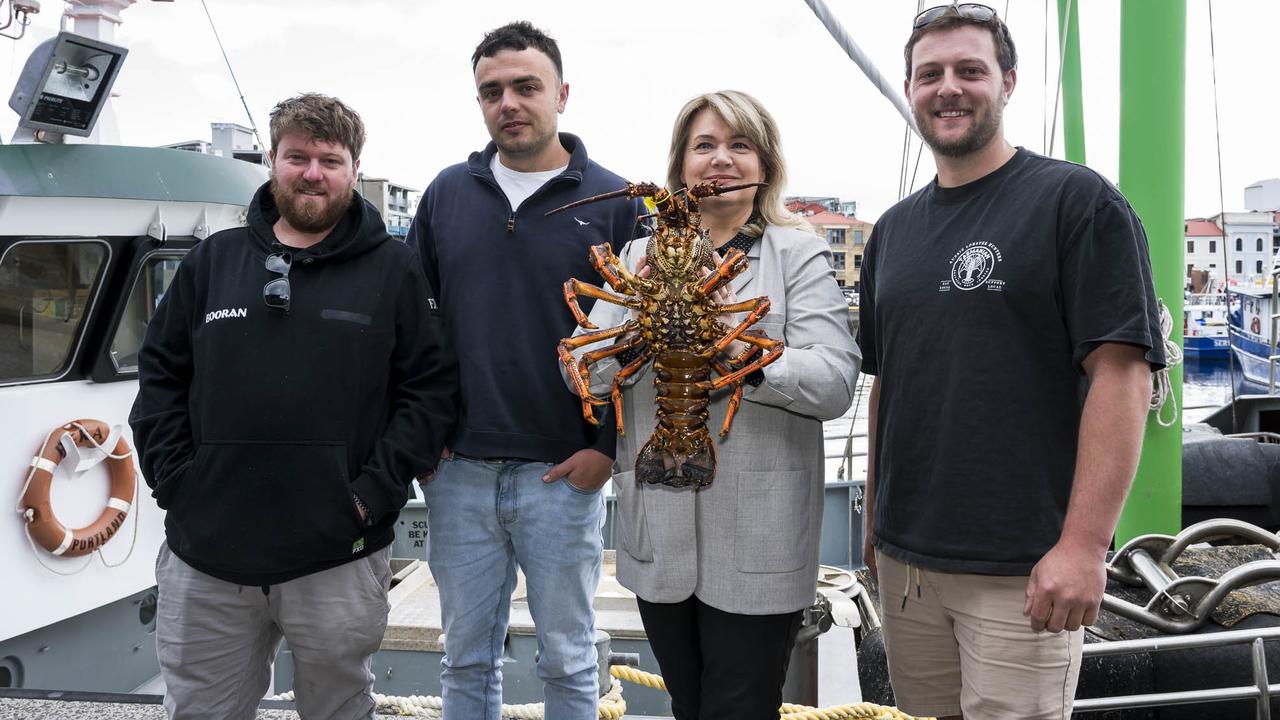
[1102,519,1280,633]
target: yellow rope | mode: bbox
[780,702,929,720]
[608,665,929,720]
[609,664,667,690]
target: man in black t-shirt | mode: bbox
[858,6,1165,719]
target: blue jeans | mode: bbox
[423,454,605,720]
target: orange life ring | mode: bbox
[19,419,136,557]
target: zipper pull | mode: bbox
[506,214,516,233]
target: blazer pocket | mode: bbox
[613,471,654,562]
[734,470,811,574]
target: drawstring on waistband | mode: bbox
[900,563,921,610]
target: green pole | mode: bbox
[1056,0,1086,164]
[1116,0,1185,544]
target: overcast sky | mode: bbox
[2,0,1276,222]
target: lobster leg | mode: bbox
[591,244,652,296]
[711,357,745,438]
[588,244,632,293]
[712,297,773,354]
[709,334,784,390]
[609,345,653,437]
[578,329,644,400]
[558,321,638,423]
[697,247,749,296]
[563,278,640,330]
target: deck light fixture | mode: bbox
[7,30,127,141]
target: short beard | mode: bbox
[915,102,1003,159]
[495,125,558,160]
[270,176,353,234]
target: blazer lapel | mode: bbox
[729,242,759,296]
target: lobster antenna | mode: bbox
[546,184,649,216]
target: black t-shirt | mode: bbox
[858,148,1166,575]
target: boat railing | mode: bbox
[1227,432,1280,445]
[1074,627,1280,716]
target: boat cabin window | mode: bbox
[0,240,108,384]
[108,252,183,374]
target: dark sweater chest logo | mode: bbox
[205,307,248,323]
[942,242,1004,292]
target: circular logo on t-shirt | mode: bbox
[949,242,998,291]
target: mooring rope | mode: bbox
[272,665,928,719]
[1150,299,1183,428]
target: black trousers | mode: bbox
[636,595,804,720]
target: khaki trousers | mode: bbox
[877,550,1082,719]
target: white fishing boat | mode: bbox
[0,0,267,696]
[1227,284,1278,388]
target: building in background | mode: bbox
[786,196,871,293]
[358,177,420,239]
[788,195,857,218]
[1208,211,1275,285]
[1245,178,1280,213]
[1185,218,1226,283]
[164,122,267,165]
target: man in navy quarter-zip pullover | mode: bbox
[406,21,641,720]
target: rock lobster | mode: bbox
[551,181,783,488]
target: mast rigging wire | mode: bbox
[1207,0,1239,429]
[199,0,269,168]
[802,0,918,136]
[1045,0,1074,158]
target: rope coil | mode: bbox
[1150,299,1182,428]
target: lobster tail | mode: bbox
[635,435,716,489]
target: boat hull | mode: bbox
[1229,330,1275,387]
[1184,334,1229,360]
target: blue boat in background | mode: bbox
[1228,286,1276,386]
[1184,292,1230,361]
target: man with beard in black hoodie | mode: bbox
[130,93,457,720]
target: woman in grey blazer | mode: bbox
[567,90,860,719]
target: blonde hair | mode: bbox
[666,90,813,237]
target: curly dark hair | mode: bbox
[268,93,365,161]
[471,21,563,80]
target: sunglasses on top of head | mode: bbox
[913,3,998,30]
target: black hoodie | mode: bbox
[131,183,457,585]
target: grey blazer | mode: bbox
[567,224,861,614]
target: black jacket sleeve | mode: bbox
[129,255,198,508]
[349,258,458,522]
